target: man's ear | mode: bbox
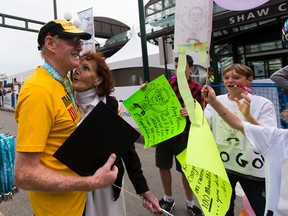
[44,36,57,53]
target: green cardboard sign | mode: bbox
[123,75,186,148]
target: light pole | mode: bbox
[53,0,57,19]
[162,36,168,78]
[138,0,150,82]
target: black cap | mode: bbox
[37,19,92,50]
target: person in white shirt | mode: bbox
[202,84,288,216]
[204,63,277,215]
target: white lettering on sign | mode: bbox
[279,2,287,11]
[229,8,269,24]
[229,2,288,25]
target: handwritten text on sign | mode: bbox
[123,75,186,148]
[177,150,231,216]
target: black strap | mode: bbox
[106,95,118,113]
[266,210,273,216]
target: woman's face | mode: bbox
[223,69,253,96]
[72,59,102,92]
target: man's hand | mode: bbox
[88,154,118,190]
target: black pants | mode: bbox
[226,172,266,216]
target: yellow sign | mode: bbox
[177,149,232,216]
[176,46,232,216]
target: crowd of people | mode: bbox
[9,17,288,216]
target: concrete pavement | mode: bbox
[0,108,243,215]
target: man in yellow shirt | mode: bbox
[14,19,118,216]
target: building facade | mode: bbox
[144,0,288,83]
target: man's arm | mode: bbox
[270,65,288,95]
[14,152,118,192]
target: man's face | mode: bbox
[52,35,83,72]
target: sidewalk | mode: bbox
[0,106,14,113]
[0,106,245,198]
[0,108,244,215]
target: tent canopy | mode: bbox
[106,34,170,70]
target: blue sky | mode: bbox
[0,0,149,77]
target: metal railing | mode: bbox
[0,13,45,33]
[211,83,288,128]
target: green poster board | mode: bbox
[123,75,186,148]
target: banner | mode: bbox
[176,47,232,216]
[78,7,95,54]
[123,75,186,148]
[174,0,213,67]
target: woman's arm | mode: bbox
[122,144,161,213]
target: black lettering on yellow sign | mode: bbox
[184,165,230,214]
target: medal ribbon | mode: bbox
[43,62,77,112]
